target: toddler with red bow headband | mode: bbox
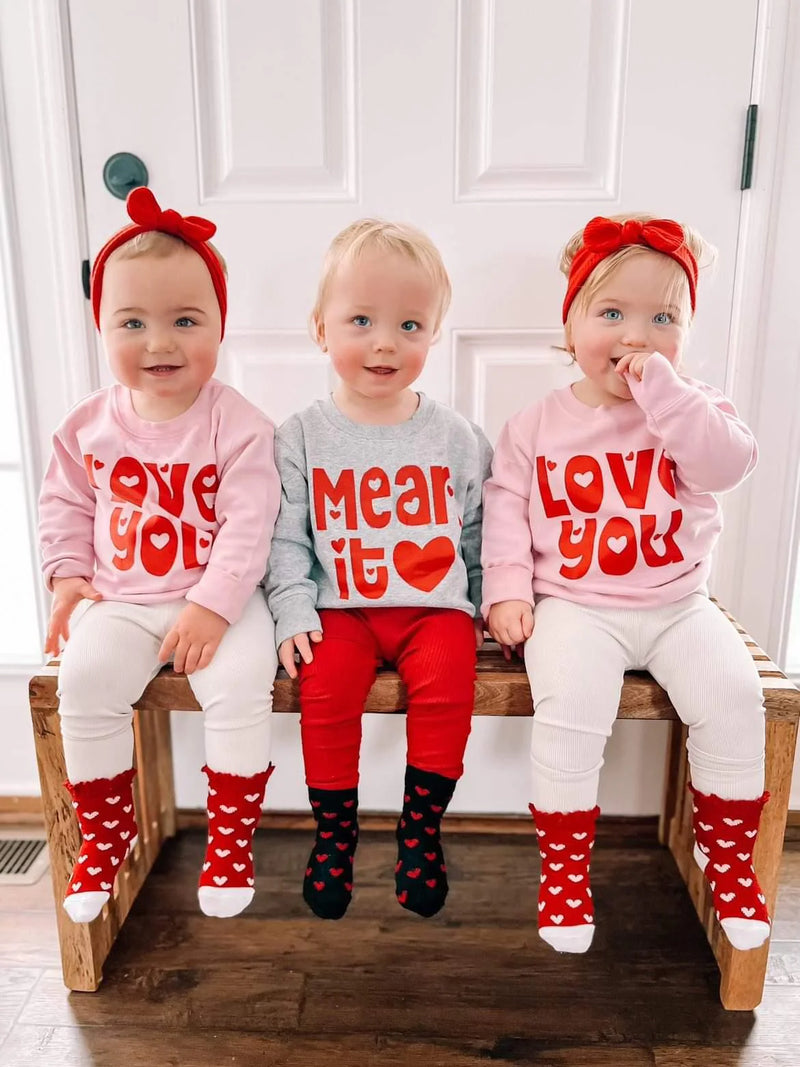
[39,188,281,924]
[482,214,769,955]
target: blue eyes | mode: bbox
[351,316,421,332]
[600,308,674,325]
[121,317,195,329]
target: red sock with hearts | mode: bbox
[690,785,771,950]
[395,765,456,918]
[198,764,274,918]
[303,786,359,919]
[63,768,138,923]
[529,804,600,954]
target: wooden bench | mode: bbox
[29,606,800,1009]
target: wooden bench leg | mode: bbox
[31,700,178,991]
[660,717,799,1010]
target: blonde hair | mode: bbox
[310,218,451,340]
[560,213,715,344]
[107,230,228,276]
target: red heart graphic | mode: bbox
[547,460,557,471]
[393,538,455,592]
[311,800,321,808]
[344,800,355,808]
[415,786,431,796]
[397,890,408,904]
[424,852,437,861]
[314,881,325,890]
[94,460,105,469]
[344,882,352,891]
[404,838,419,848]
[336,842,349,851]
[329,868,343,877]
[199,537,210,548]
[315,854,329,862]
[395,860,403,873]
[410,811,423,821]
[430,805,443,813]
[425,878,437,888]
[305,867,312,876]
[329,509,341,519]
[404,795,410,803]
[625,452,634,461]
[323,812,336,819]
[340,820,351,828]
[440,863,447,872]
[424,826,436,835]
[407,868,421,879]
[332,539,345,554]
[399,819,406,829]
[320,831,333,839]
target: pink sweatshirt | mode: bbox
[39,380,279,625]
[481,354,757,613]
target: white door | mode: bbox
[67,0,759,814]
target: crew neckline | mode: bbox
[554,383,643,424]
[113,381,214,438]
[315,392,436,438]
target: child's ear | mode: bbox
[314,317,327,352]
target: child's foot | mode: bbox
[302,786,359,920]
[529,804,600,954]
[395,766,456,918]
[197,765,273,918]
[691,785,771,950]
[63,768,138,923]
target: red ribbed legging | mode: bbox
[299,607,477,789]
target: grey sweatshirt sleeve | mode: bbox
[263,418,322,647]
[461,424,494,616]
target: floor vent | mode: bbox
[0,832,49,885]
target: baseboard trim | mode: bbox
[7,793,798,836]
[0,796,43,824]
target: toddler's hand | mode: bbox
[474,617,486,650]
[615,350,655,381]
[279,630,323,679]
[487,600,534,660]
[158,602,229,675]
[45,576,102,657]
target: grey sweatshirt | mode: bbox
[264,394,493,647]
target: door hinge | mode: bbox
[740,103,758,190]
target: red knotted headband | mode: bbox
[562,216,698,324]
[90,187,228,339]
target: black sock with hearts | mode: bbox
[395,765,457,918]
[302,786,359,920]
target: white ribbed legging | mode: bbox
[57,592,278,783]
[524,593,766,812]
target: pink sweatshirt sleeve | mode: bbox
[186,412,280,625]
[627,354,757,493]
[38,423,97,589]
[480,410,537,616]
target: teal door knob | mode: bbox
[102,152,149,200]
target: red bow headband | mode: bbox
[90,187,227,339]
[562,216,698,324]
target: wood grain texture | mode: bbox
[2,831,800,1066]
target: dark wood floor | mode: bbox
[1,821,800,1066]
